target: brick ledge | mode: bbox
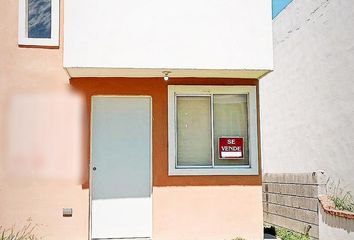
[319,195,354,219]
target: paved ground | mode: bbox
[264,233,277,239]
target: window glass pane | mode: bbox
[28,0,52,38]
[177,96,212,166]
[213,94,249,166]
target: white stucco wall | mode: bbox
[319,207,354,240]
[260,0,354,192]
[260,0,354,238]
[63,0,273,77]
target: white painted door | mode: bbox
[91,96,152,239]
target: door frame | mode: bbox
[88,95,153,240]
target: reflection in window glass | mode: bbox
[213,95,249,166]
[176,96,212,167]
[28,0,51,38]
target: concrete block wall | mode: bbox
[263,172,326,239]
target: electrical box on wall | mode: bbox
[63,208,73,217]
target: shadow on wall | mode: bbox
[320,206,354,233]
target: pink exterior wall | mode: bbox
[71,77,263,240]
[0,1,263,240]
[0,1,89,239]
[153,186,263,240]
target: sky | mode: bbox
[272,0,293,19]
[28,0,51,38]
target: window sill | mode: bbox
[168,166,259,176]
[18,44,59,49]
[18,37,59,48]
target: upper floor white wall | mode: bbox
[63,0,273,78]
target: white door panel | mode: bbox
[91,96,152,239]
[92,198,152,238]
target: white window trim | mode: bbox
[168,85,259,176]
[18,0,60,46]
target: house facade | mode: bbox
[0,1,273,239]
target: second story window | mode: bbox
[18,0,59,47]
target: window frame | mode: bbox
[18,0,60,47]
[168,85,259,176]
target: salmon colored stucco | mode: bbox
[0,1,89,239]
[71,77,263,239]
[70,77,262,187]
[152,186,263,240]
[0,0,263,239]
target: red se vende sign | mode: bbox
[219,137,244,159]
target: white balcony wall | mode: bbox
[63,0,273,78]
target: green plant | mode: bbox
[0,219,41,240]
[327,178,354,213]
[276,228,310,240]
[331,192,354,212]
